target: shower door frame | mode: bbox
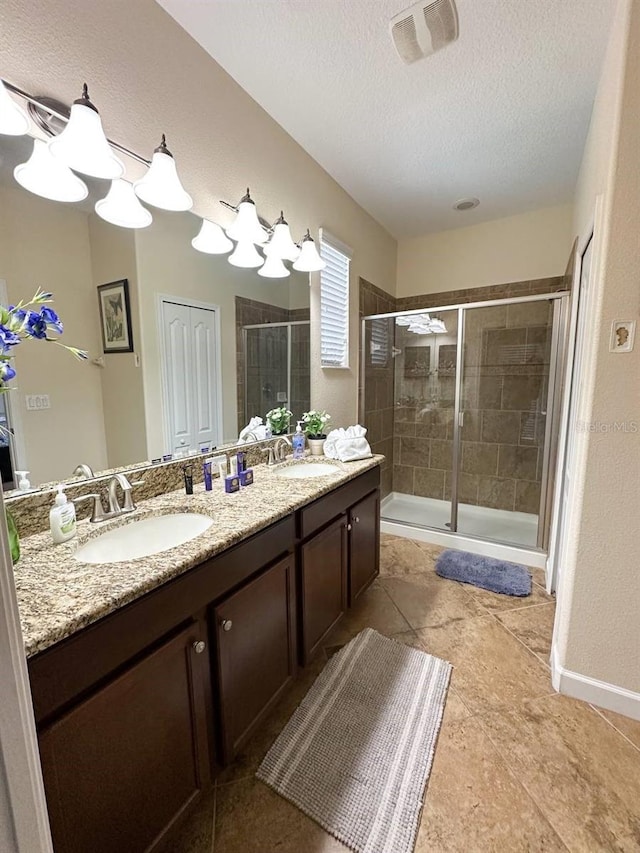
[361,291,570,553]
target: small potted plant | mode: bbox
[265,406,292,436]
[301,409,331,456]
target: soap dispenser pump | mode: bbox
[50,484,77,544]
[292,421,305,459]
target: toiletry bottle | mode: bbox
[50,485,77,544]
[203,460,213,491]
[183,465,194,495]
[292,422,305,459]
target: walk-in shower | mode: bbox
[362,293,568,562]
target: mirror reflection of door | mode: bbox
[160,298,222,455]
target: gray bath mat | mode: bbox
[257,628,452,853]
[435,549,531,596]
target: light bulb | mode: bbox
[95,179,152,229]
[0,79,30,135]
[264,212,300,261]
[191,219,233,254]
[134,134,193,212]
[226,189,267,245]
[228,239,264,269]
[258,253,290,278]
[292,230,326,272]
[14,138,88,203]
[48,83,124,179]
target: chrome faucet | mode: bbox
[273,436,292,462]
[73,473,144,523]
[72,463,94,479]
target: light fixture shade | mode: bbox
[134,134,193,211]
[48,84,124,179]
[192,218,233,254]
[228,239,264,269]
[14,138,88,203]
[292,230,326,272]
[226,189,266,244]
[265,212,300,261]
[395,316,411,326]
[258,253,290,279]
[95,179,152,229]
[0,79,30,135]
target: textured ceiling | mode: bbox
[157,0,616,238]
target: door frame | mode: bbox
[156,294,224,456]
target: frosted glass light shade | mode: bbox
[228,239,264,269]
[226,189,266,244]
[134,136,193,212]
[48,85,124,179]
[265,212,300,261]
[292,230,326,272]
[14,139,88,202]
[95,179,152,229]
[258,253,290,279]
[192,219,233,254]
[0,80,30,135]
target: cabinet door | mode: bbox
[349,490,380,604]
[38,621,211,853]
[214,555,296,763]
[300,514,348,665]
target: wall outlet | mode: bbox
[25,394,50,411]
[277,391,288,402]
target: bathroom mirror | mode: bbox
[0,132,310,491]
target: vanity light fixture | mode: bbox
[14,138,89,203]
[292,229,326,272]
[95,179,153,229]
[48,84,124,180]
[191,218,233,254]
[258,252,290,279]
[0,78,30,135]
[264,211,301,262]
[225,188,267,245]
[134,134,193,212]
[228,238,264,269]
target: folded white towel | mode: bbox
[324,425,372,462]
[237,416,268,444]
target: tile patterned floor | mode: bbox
[162,534,640,853]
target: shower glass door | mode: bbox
[454,298,556,547]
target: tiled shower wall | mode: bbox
[359,276,565,504]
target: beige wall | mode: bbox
[556,0,639,693]
[0,0,397,431]
[87,217,147,468]
[0,186,107,485]
[396,204,573,297]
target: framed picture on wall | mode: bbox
[97,279,133,353]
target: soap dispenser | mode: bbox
[50,484,77,544]
[292,422,305,459]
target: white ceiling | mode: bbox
[157,0,616,238]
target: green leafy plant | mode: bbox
[265,406,293,435]
[301,409,331,439]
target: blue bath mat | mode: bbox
[435,550,531,596]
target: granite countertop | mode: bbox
[14,455,382,658]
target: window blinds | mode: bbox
[319,231,351,368]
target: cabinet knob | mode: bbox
[354,516,360,523]
[192,640,206,654]
[221,619,233,632]
[346,523,352,531]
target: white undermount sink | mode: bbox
[275,462,339,479]
[74,513,213,564]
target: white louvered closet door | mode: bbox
[161,300,220,455]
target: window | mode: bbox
[319,229,352,368]
[370,317,390,367]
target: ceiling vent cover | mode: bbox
[390,0,459,64]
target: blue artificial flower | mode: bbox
[25,310,48,340]
[0,325,21,352]
[40,306,63,334]
[0,361,16,382]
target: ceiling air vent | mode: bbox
[390,0,459,64]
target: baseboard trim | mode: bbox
[550,643,640,721]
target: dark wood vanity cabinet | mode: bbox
[38,619,211,853]
[213,554,297,764]
[348,490,380,604]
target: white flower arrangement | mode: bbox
[301,409,331,438]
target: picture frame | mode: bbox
[609,319,636,353]
[97,279,133,353]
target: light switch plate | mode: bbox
[25,394,50,411]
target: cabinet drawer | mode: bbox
[297,466,380,540]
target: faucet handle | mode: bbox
[262,447,276,466]
[123,479,145,511]
[72,493,104,523]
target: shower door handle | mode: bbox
[458,411,465,428]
